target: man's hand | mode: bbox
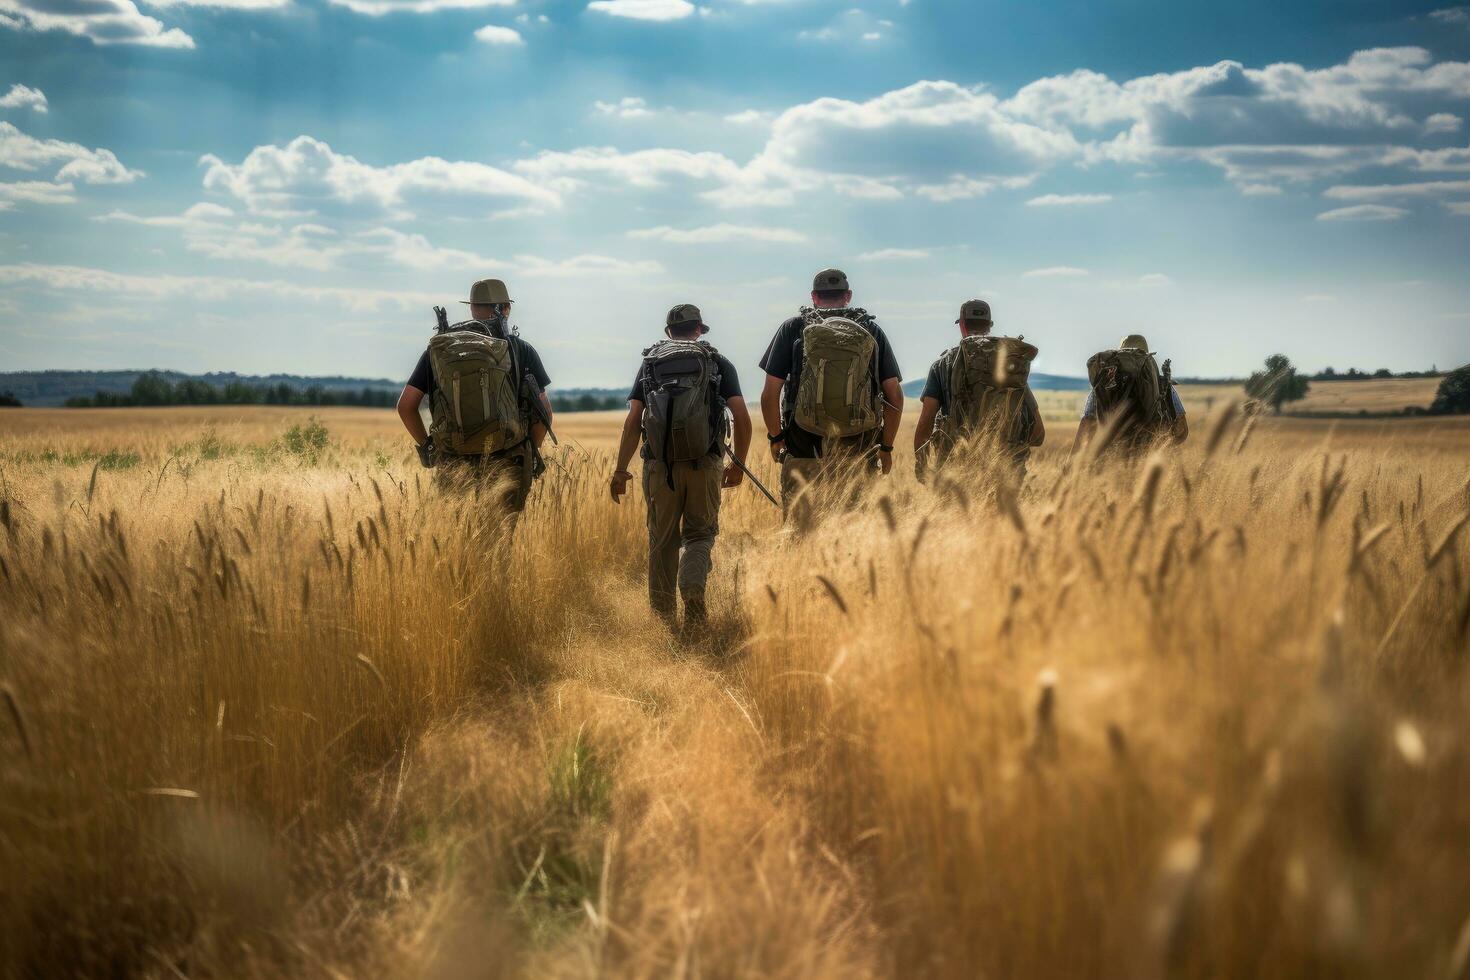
[878,447,894,475]
[768,438,785,464]
[723,462,744,489]
[609,470,632,503]
[416,437,436,469]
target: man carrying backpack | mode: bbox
[759,268,903,527]
[1072,333,1188,456]
[609,304,752,629]
[396,278,554,514]
[913,299,1045,480]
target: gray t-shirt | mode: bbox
[1081,387,1185,419]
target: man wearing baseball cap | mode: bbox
[396,277,554,514]
[913,300,1046,475]
[610,303,752,630]
[757,268,903,527]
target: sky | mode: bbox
[1,0,1469,388]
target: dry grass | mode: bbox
[2,398,1469,978]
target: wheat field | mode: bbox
[2,396,1469,979]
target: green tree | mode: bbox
[1245,354,1311,414]
[130,372,175,406]
[0,391,21,408]
[1430,365,1470,415]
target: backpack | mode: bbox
[1085,346,1169,445]
[640,340,726,474]
[934,335,1038,464]
[791,307,883,439]
[427,320,528,457]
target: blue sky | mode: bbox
[1,0,1468,387]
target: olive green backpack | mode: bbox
[933,335,1039,464]
[791,307,883,439]
[427,321,528,457]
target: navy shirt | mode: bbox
[758,310,901,458]
[406,332,550,397]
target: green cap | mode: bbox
[1120,333,1150,350]
[666,303,704,327]
[460,278,511,306]
[957,299,992,324]
[812,268,850,292]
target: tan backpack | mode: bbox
[1085,346,1169,446]
[933,335,1038,465]
[791,308,883,439]
[427,321,528,457]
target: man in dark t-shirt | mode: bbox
[611,303,752,629]
[758,268,903,525]
[913,299,1046,481]
[395,278,554,514]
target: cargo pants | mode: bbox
[779,436,879,532]
[643,453,722,623]
[435,447,533,515]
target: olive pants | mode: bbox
[643,455,722,621]
[435,449,532,515]
[779,440,879,532]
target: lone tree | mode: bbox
[0,391,20,408]
[1430,365,1470,415]
[1245,354,1311,414]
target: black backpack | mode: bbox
[641,341,726,481]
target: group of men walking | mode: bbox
[398,270,1188,632]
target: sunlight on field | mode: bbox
[2,391,1469,977]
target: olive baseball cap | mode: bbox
[812,268,850,292]
[1120,333,1150,350]
[666,303,704,328]
[957,299,993,324]
[460,278,511,306]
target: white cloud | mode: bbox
[0,122,141,183]
[0,84,46,113]
[594,97,653,119]
[0,0,193,47]
[1425,113,1462,134]
[586,0,694,21]
[1316,204,1410,221]
[200,135,559,219]
[724,109,770,126]
[1138,273,1172,286]
[148,0,287,8]
[513,145,740,191]
[1022,266,1089,278]
[1026,192,1112,206]
[1430,7,1470,26]
[474,23,523,44]
[1238,183,1284,196]
[856,248,929,261]
[914,174,1033,202]
[514,253,663,277]
[1323,178,1470,200]
[326,0,513,14]
[1444,201,1470,215]
[0,180,76,206]
[627,223,806,243]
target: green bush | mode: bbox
[1430,365,1470,415]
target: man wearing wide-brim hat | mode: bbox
[1073,332,1188,456]
[396,278,554,514]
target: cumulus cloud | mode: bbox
[1022,266,1089,278]
[473,23,523,44]
[1026,192,1112,206]
[0,84,46,113]
[0,0,193,47]
[0,120,140,193]
[200,135,559,219]
[1425,112,1462,133]
[626,223,806,243]
[586,0,694,21]
[0,180,76,206]
[1316,204,1410,221]
[327,0,513,14]
[594,97,653,119]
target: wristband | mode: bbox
[879,444,894,453]
[768,432,785,444]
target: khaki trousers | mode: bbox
[435,450,532,514]
[643,455,722,620]
[779,440,878,531]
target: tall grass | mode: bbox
[0,407,1467,977]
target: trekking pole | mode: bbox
[720,443,779,508]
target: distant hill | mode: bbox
[0,370,402,407]
[901,373,1090,398]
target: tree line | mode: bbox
[1247,356,1469,415]
[63,372,397,408]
